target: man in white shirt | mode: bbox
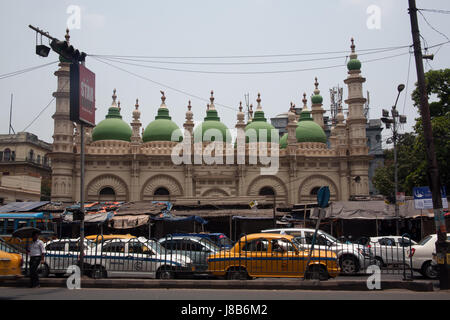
[27,231,45,288]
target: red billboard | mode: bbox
[70,63,96,126]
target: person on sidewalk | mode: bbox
[27,231,45,288]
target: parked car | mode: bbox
[43,238,95,277]
[207,233,339,280]
[261,228,375,274]
[171,233,233,249]
[84,238,193,279]
[368,236,417,267]
[406,233,450,279]
[158,235,221,272]
[0,238,23,278]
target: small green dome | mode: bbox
[92,103,132,142]
[194,109,231,143]
[142,106,182,143]
[311,94,323,104]
[296,109,327,143]
[245,110,277,143]
[347,58,361,71]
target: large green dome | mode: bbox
[194,109,231,143]
[347,58,362,71]
[280,133,288,149]
[92,93,132,142]
[142,100,182,143]
[296,109,327,143]
[245,110,277,143]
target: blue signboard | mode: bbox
[317,186,330,208]
[413,186,448,210]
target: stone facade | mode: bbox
[50,39,371,206]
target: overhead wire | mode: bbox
[0,61,58,80]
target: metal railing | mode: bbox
[10,233,415,281]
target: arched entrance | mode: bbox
[99,187,116,202]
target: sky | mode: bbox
[1,0,449,145]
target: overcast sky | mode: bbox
[1,0,449,144]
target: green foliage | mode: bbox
[374,69,449,196]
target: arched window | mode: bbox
[37,155,41,164]
[4,149,11,161]
[310,187,321,196]
[154,187,170,196]
[28,149,34,162]
[99,187,116,201]
[259,186,275,196]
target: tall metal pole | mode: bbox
[9,94,13,134]
[79,123,85,275]
[393,105,399,236]
[408,0,448,289]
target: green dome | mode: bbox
[296,109,327,143]
[245,110,277,143]
[347,58,362,71]
[311,94,323,104]
[142,107,182,143]
[92,105,132,142]
[193,109,231,143]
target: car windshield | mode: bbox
[418,235,433,246]
[146,240,166,255]
[217,236,233,247]
[199,238,220,252]
[317,231,340,244]
[292,238,303,250]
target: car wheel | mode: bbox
[305,264,329,281]
[227,268,248,280]
[157,267,175,280]
[90,266,106,279]
[422,261,438,279]
[38,263,50,278]
[340,256,359,274]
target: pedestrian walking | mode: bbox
[27,231,45,288]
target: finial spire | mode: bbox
[65,28,70,43]
[351,37,355,53]
[112,89,117,106]
[256,93,262,110]
[209,90,216,110]
[314,77,319,90]
[160,90,167,108]
[135,99,139,110]
[302,93,308,110]
[188,100,192,111]
[239,101,243,112]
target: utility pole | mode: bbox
[9,94,14,134]
[408,0,449,289]
[381,84,406,236]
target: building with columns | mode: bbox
[50,36,371,206]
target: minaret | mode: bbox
[344,38,368,156]
[183,101,195,197]
[131,99,142,145]
[344,38,369,196]
[311,77,325,128]
[286,99,298,152]
[50,28,75,202]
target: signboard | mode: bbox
[396,192,405,205]
[249,200,258,209]
[317,186,330,208]
[413,186,448,210]
[70,63,96,126]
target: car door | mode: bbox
[45,241,67,272]
[240,238,269,277]
[269,238,304,277]
[126,240,157,278]
[100,241,126,276]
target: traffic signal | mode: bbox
[50,39,86,62]
[35,44,50,57]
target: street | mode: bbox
[0,287,449,300]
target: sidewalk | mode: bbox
[0,277,435,292]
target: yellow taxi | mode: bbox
[207,233,339,280]
[86,234,136,244]
[0,240,23,278]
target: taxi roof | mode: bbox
[237,233,294,241]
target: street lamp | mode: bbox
[381,84,406,236]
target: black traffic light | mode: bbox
[35,44,50,57]
[50,39,86,62]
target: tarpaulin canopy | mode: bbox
[0,202,50,213]
[62,211,114,224]
[310,200,438,220]
[0,212,50,219]
[151,215,208,225]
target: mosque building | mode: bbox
[50,35,371,206]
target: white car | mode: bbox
[406,233,450,279]
[84,237,193,279]
[261,228,376,274]
[368,236,417,267]
[22,238,94,278]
